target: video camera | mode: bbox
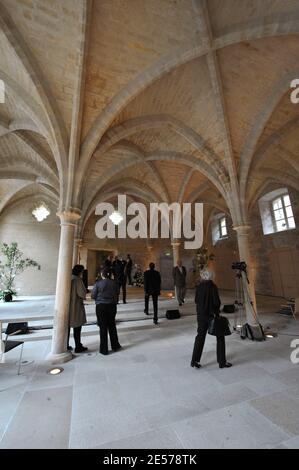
[232,261,247,273]
[232,261,249,283]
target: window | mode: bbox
[219,217,227,238]
[259,188,296,235]
[211,213,229,245]
[272,194,296,232]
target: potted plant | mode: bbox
[0,289,16,302]
[0,242,41,302]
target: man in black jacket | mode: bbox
[144,263,161,325]
[126,254,133,285]
[113,256,127,304]
[191,270,232,369]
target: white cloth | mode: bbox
[200,269,214,281]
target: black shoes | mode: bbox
[190,361,232,369]
[75,345,88,354]
[67,346,73,352]
[190,361,201,369]
[100,346,122,355]
[219,362,233,369]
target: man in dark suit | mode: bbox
[113,256,127,304]
[144,263,161,325]
[104,254,114,269]
[126,254,133,285]
[173,260,187,306]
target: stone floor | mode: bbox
[0,289,299,449]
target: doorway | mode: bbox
[159,254,174,290]
[87,249,114,284]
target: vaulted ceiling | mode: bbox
[0,0,299,233]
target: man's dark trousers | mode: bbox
[145,294,159,323]
[192,317,226,365]
[96,304,120,354]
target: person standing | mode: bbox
[104,253,114,269]
[68,265,88,353]
[173,260,187,306]
[92,267,122,356]
[113,255,127,304]
[126,254,133,285]
[191,270,232,369]
[144,263,161,325]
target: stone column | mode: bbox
[73,238,82,267]
[146,241,154,268]
[171,240,181,267]
[234,225,258,326]
[47,211,81,364]
[79,245,88,267]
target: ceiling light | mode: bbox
[109,211,124,226]
[47,367,64,376]
[32,204,50,222]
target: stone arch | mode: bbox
[0,182,59,218]
[247,116,299,187]
[76,114,227,204]
[81,13,299,171]
[81,184,159,237]
[239,69,299,206]
[0,3,68,176]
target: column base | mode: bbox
[46,351,73,365]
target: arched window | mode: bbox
[219,216,228,238]
[211,213,228,245]
[259,189,296,235]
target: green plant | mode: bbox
[0,242,41,300]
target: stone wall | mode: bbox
[0,199,60,296]
[210,187,299,298]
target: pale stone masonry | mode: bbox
[0,0,299,361]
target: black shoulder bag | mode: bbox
[208,315,231,337]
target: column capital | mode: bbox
[57,210,81,226]
[233,224,251,235]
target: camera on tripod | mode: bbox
[232,261,247,273]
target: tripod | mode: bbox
[233,271,246,333]
[233,268,259,334]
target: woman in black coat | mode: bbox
[191,270,232,369]
[92,267,122,356]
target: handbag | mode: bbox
[208,315,231,337]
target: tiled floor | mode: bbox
[0,290,298,449]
